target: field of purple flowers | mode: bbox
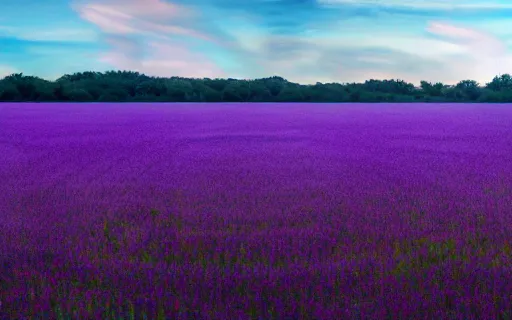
[1,102,512,319]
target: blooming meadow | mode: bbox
[1,102,512,319]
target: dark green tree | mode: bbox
[0,69,510,103]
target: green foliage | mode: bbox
[0,82,20,101]
[150,208,160,218]
[276,85,305,102]
[67,89,94,101]
[420,81,444,97]
[486,74,512,91]
[2,70,512,102]
[456,80,481,100]
[98,93,121,102]
[392,238,458,278]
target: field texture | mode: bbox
[1,103,512,319]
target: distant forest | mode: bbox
[2,71,512,102]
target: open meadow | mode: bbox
[1,102,512,319]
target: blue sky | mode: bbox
[1,0,512,85]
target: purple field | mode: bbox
[1,102,512,319]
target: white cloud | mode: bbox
[222,20,512,85]
[317,0,512,9]
[424,21,512,83]
[426,21,506,55]
[72,0,226,78]
[98,40,225,78]
[73,0,209,41]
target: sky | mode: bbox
[1,0,512,85]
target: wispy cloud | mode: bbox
[98,38,225,78]
[424,21,512,84]
[71,0,227,78]
[73,0,211,41]
[74,0,190,18]
[426,21,506,55]
[222,19,512,85]
[0,26,98,42]
[317,0,512,9]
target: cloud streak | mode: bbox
[423,21,512,84]
[71,0,228,78]
[426,21,506,55]
[318,0,512,9]
[98,38,225,78]
[73,0,212,41]
[223,18,512,85]
[0,26,98,42]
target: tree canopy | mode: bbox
[2,70,512,102]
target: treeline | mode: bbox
[2,71,512,102]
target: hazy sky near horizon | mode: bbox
[1,0,512,85]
